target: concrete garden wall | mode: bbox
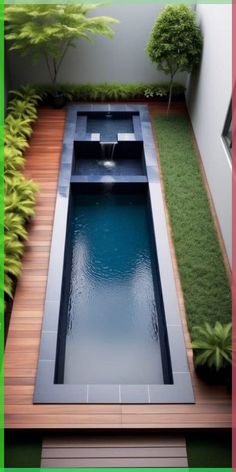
[6,4,187,87]
[186,4,232,265]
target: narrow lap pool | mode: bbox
[63,191,163,385]
[34,104,194,404]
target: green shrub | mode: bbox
[5,175,38,222]
[9,85,43,105]
[36,82,185,102]
[4,132,29,152]
[4,234,24,299]
[4,177,37,300]
[4,211,28,242]
[7,99,38,121]
[4,87,39,304]
[4,199,36,298]
[4,146,25,182]
[192,322,232,371]
[5,115,33,138]
[144,85,168,99]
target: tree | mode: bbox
[5,4,118,90]
[146,5,202,114]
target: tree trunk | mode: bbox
[51,42,71,92]
[44,54,53,85]
[167,75,174,118]
[52,60,58,93]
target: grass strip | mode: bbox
[186,430,232,467]
[5,431,42,468]
[154,114,231,332]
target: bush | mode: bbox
[192,322,232,386]
[7,99,38,122]
[192,322,232,372]
[4,87,40,305]
[9,85,42,105]
[35,82,185,102]
[4,146,25,183]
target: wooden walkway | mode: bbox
[5,104,231,430]
[41,433,188,468]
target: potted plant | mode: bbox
[146,5,202,114]
[5,4,118,108]
[191,322,232,387]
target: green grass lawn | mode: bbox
[154,114,231,333]
[186,430,232,467]
[5,431,42,468]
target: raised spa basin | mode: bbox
[86,112,134,142]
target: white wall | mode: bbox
[186,4,232,265]
[6,3,187,88]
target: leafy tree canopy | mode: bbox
[147,4,202,75]
[146,5,202,112]
[5,4,118,87]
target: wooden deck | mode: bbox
[41,433,188,468]
[5,104,231,430]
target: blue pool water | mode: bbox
[77,158,143,176]
[63,192,164,385]
[87,116,134,142]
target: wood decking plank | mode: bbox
[41,446,187,458]
[43,433,186,447]
[4,105,231,430]
[41,457,188,467]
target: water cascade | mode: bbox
[105,104,112,119]
[100,142,117,168]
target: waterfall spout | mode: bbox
[100,142,117,168]
[105,104,112,119]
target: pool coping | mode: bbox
[34,104,194,404]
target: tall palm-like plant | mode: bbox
[5,4,118,91]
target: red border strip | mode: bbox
[233,1,236,471]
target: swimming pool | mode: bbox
[34,104,194,404]
[57,189,167,386]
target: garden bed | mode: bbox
[37,82,185,104]
[154,114,231,334]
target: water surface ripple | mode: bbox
[64,193,164,385]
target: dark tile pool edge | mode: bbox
[34,104,194,404]
[35,359,193,404]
